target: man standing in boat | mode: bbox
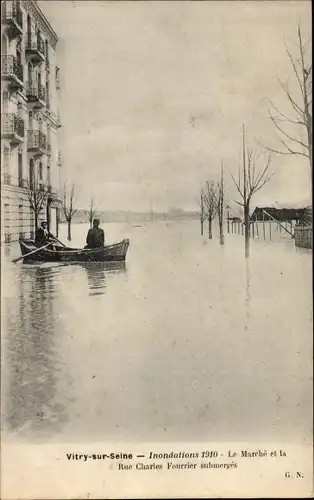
[85,218,105,248]
[35,221,56,247]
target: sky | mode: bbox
[39,0,311,212]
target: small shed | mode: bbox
[251,207,307,223]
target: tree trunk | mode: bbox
[34,211,38,233]
[67,219,72,241]
[56,208,60,237]
[218,205,224,245]
[219,221,224,245]
[244,204,250,257]
[200,217,204,236]
[208,216,212,239]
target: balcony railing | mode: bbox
[18,178,29,189]
[26,82,46,105]
[26,35,45,62]
[1,2,23,38]
[1,113,24,141]
[1,55,23,84]
[3,173,12,185]
[27,130,46,152]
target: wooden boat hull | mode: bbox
[19,239,130,262]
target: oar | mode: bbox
[52,236,66,247]
[12,242,52,264]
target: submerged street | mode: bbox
[1,222,312,443]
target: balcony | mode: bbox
[1,55,24,90]
[26,35,45,64]
[1,113,24,144]
[26,82,46,108]
[27,130,46,155]
[1,2,23,39]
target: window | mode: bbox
[17,102,23,120]
[4,203,11,242]
[19,204,24,238]
[29,158,34,189]
[28,110,33,129]
[46,81,50,109]
[18,152,23,187]
[39,162,43,180]
[2,33,8,56]
[16,36,22,65]
[28,62,32,82]
[3,146,10,173]
[3,146,10,184]
[2,90,9,113]
[27,15,31,44]
[45,39,49,66]
[56,66,60,90]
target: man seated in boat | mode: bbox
[85,218,105,248]
[35,221,56,248]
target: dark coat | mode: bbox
[86,227,105,248]
[35,227,54,246]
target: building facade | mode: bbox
[1,0,62,243]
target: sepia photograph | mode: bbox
[1,0,312,498]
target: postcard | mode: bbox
[1,0,312,498]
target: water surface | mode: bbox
[1,222,312,442]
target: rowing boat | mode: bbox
[19,239,130,262]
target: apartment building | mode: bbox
[1,0,62,243]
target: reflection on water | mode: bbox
[245,259,251,331]
[1,222,312,443]
[2,257,127,441]
[83,261,126,296]
[4,266,68,439]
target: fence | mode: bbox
[227,219,296,242]
[294,225,312,249]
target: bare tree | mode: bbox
[216,163,225,245]
[230,126,273,257]
[86,196,96,229]
[196,189,206,236]
[202,181,218,239]
[26,169,49,235]
[265,24,312,179]
[62,181,77,241]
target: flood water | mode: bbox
[1,222,312,443]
